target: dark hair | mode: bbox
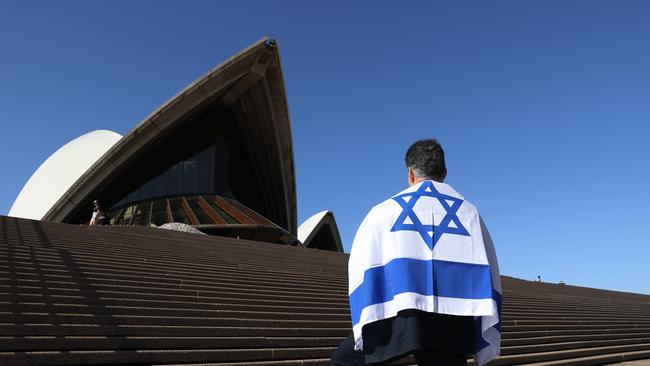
[405,139,446,181]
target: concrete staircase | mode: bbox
[1,215,650,365]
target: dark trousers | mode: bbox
[330,333,467,366]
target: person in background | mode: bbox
[90,200,107,226]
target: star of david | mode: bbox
[391,181,470,250]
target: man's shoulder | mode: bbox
[362,199,398,228]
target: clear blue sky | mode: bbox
[1,1,649,295]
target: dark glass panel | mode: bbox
[150,199,168,226]
[111,208,125,225]
[108,141,223,208]
[198,146,215,194]
[168,163,183,196]
[183,154,199,194]
[154,171,168,198]
[127,188,140,203]
[207,198,238,224]
[111,197,126,210]
[214,137,231,197]
[132,202,151,226]
[187,196,212,225]
[147,201,154,225]
[168,197,190,224]
[140,178,155,200]
[130,204,143,226]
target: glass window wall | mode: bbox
[110,145,220,210]
[150,199,169,227]
[168,197,190,224]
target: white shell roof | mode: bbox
[298,210,329,243]
[9,130,122,220]
[298,210,344,251]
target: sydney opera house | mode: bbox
[8,38,342,252]
[3,38,650,365]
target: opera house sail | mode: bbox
[8,37,343,251]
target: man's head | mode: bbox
[404,139,447,186]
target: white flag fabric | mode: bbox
[348,180,501,366]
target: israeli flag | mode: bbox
[348,180,501,366]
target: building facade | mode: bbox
[9,38,343,251]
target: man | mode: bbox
[90,200,107,226]
[331,139,501,366]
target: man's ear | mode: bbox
[407,167,415,185]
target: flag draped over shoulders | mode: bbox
[348,180,501,366]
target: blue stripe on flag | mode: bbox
[349,258,493,325]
